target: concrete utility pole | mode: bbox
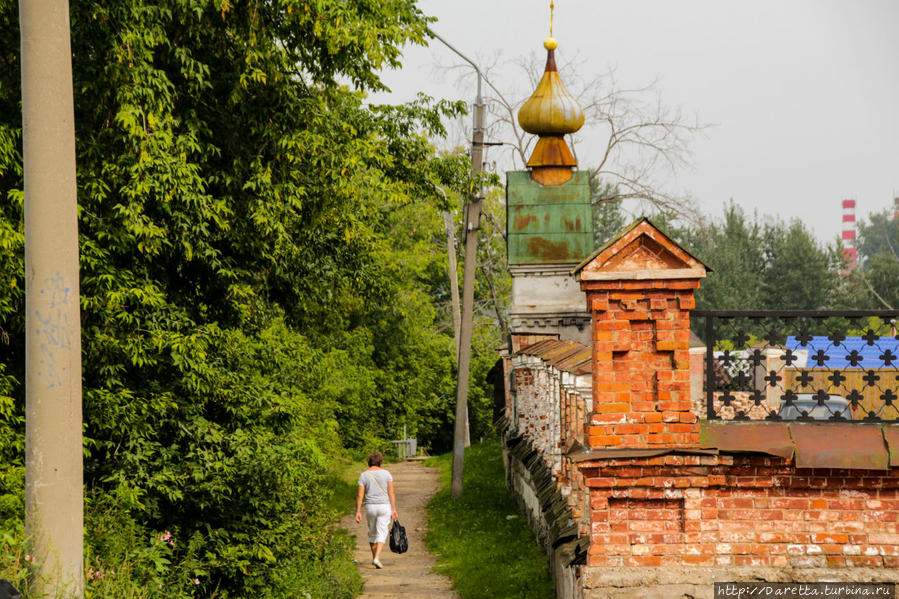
[431,32,485,499]
[20,0,84,595]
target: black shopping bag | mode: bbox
[389,519,408,554]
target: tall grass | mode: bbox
[424,439,554,599]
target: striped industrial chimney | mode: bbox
[893,196,898,221]
[842,198,857,271]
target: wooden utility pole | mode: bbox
[430,31,486,499]
[20,0,84,595]
[443,210,470,447]
[452,94,484,497]
[443,211,462,358]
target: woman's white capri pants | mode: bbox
[364,503,391,544]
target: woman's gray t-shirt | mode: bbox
[358,469,393,505]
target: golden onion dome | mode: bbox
[517,38,585,136]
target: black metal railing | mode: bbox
[694,310,899,422]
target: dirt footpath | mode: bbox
[340,460,460,599]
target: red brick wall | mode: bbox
[583,281,699,448]
[560,226,899,590]
[582,454,899,568]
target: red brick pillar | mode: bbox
[573,219,708,449]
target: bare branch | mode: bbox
[851,268,894,310]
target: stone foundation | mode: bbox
[580,565,899,599]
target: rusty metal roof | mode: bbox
[700,421,899,470]
[700,421,794,460]
[518,339,592,375]
[791,425,889,470]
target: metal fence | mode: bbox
[694,310,899,422]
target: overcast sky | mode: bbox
[370,0,899,243]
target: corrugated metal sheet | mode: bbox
[518,339,592,375]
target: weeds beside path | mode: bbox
[339,461,459,598]
[424,439,554,599]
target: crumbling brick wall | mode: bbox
[503,221,899,599]
[582,454,899,569]
[572,221,899,598]
[510,351,591,479]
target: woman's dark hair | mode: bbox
[367,451,383,467]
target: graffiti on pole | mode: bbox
[34,272,75,389]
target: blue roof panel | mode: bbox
[784,335,899,369]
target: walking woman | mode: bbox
[355,451,398,569]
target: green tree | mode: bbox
[847,210,899,309]
[591,177,627,247]
[0,0,473,595]
[860,253,899,309]
[419,175,509,454]
[856,210,899,262]
[760,220,841,310]
[678,203,766,311]
[677,203,841,311]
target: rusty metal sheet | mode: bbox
[509,232,592,263]
[507,171,593,265]
[573,362,592,376]
[518,339,592,375]
[519,339,567,359]
[509,204,588,235]
[548,352,588,371]
[567,447,717,463]
[791,423,888,470]
[554,348,592,374]
[537,343,582,363]
[543,345,585,365]
[518,339,558,354]
[507,171,590,206]
[699,421,794,460]
[879,425,899,467]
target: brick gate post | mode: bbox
[572,219,709,449]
